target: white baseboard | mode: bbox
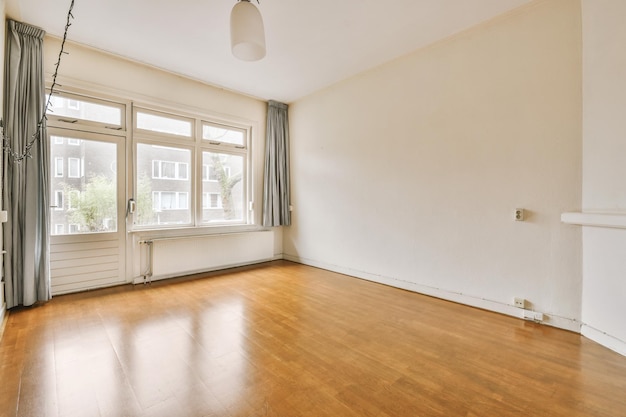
[284,254,581,333]
[581,324,626,357]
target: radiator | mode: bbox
[137,231,274,283]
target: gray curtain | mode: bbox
[3,20,50,308]
[263,100,291,227]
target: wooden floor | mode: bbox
[1,261,626,417]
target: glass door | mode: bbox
[48,130,126,295]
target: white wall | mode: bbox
[285,0,583,331]
[579,0,626,355]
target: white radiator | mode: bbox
[136,231,274,283]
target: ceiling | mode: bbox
[7,0,533,103]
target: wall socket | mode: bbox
[514,297,526,308]
[514,208,525,221]
[523,310,544,322]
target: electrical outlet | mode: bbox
[514,297,526,308]
[514,208,525,221]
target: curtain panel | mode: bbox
[3,20,50,308]
[262,100,291,227]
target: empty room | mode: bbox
[1,0,626,416]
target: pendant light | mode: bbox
[230,0,266,61]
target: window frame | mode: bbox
[135,108,194,140]
[132,105,252,231]
[46,91,125,131]
[47,87,258,235]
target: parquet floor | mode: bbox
[1,261,625,417]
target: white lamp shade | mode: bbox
[230,1,266,61]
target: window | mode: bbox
[54,191,64,210]
[68,158,81,178]
[132,107,250,229]
[136,144,192,226]
[203,192,222,209]
[152,160,189,180]
[67,99,80,110]
[49,135,118,235]
[203,122,245,147]
[201,151,244,223]
[68,190,80,210]
[54,157,64,177]
[46,89,255,237]
[47,93,123,128]
[203,163,231,182]
[55,224,65,234]
[136,110,192,137]
[152,191,189,211]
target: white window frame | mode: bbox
[46,91,125,131]
[133,105,252,230]
[67,138,80,146]
[135,109,193,139]
[55,224,65,235]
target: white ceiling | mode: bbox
[7,0,533,103]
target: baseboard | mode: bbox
[581,324,626,357]
[284,254,581,333]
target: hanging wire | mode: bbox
[1,0,76,163]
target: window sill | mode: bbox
[128,224,271,239]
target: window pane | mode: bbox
[50,136,117,235]
[55,157,64,177]
[136,112,192,137]
[68,158,81,178]
[201,152,244,223]
[136,144,192,226]
[202,124,245,146]
[47,95,122,126]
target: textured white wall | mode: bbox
[285,0,583,330]
[580,0,626,355]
